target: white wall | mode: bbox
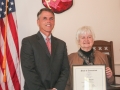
[15,0,120,89]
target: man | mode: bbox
[21,8,69,90]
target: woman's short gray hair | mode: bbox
[76,26,95,41]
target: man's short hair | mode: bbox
[37,8,55,18]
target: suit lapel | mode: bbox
[37,32,50,57]
[51,35,58,58]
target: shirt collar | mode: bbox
[40,31,51,42]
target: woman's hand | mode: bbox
[106,67,113,79]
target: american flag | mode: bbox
[0,0,20,90]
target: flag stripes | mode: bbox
[0,0,21,90]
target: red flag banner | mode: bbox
[42,0,73,13]
[0,0,21,90]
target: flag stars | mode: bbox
[0,8,2,11]
[9,7,12,11]
[10,2,14,5]
[0,0,15,18]
[4,11,6,15]
[1,2,4,5]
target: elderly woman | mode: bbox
[65,26,114,90]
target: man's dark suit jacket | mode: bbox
[21,32,69,90]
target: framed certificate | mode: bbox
[73,65,106,90]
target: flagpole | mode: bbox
[2,0,8,82]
